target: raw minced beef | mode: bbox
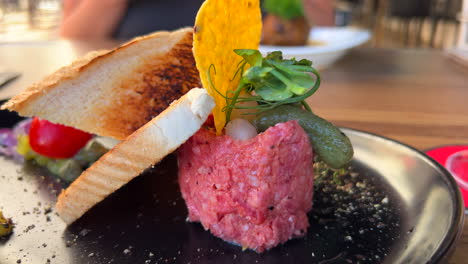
[178,120,314,252]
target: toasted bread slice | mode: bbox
[1,27,200,140]
[55,88,214,224]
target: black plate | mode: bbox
[0,108,464,264]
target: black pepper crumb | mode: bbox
[123,246,132,255]
[44,207,52,215]
[311,161,401,263]
[79,228,90,237]
[23,224,35,233]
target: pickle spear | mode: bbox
[253,105,353,168]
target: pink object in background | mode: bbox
[426,145,468,208]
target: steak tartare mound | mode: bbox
[178,120,314,252]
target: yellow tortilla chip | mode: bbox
[193,0,262,134]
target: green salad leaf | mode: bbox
[263,0,304,20]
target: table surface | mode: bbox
[1,41,468,263]
[0,39,119,101]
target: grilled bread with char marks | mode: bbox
[55,88,215,224]
[1,27,200,140]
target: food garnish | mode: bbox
[193,0,262,134]
[28,117,92,159]
[20,137,111,182]
[208,49,353,168]
[0,118,112,182]
[0,210,13,238]
[263,0,304,20]
[218,49,320,122]
[0,119,30,161]
[261,0,311,46]
[254,105,353,169]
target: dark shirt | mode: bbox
[113,0,205,39]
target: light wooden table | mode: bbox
[309,48,468,151]
[306,48,468,263]
[1,42,467,262]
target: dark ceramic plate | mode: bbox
[0,109,464,264]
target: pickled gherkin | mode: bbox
[47,159,82,182]
[253,105,353,168]
[19,137,113,183]
[74,138,111,167]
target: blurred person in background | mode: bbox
[60,0,204,39]
[60,0,334,40]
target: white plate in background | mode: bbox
[259,27,371,69]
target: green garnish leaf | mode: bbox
[255,79,292,101]
[265,50,283,60]
[263,0,304,20]
[209,49,321,123]
[241,66,274,83]
[234,49,263,67]
[296,59,313,66]
[287,74,315,95]
[238,50,317,97]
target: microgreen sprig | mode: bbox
[207,49,321,123]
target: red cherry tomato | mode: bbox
[29,117,93,158]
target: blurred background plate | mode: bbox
[259,27,371,69]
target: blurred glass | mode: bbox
[446,150,468,190]
[335,1,353,27]
[0,0,61,42]
[28,0,61,30]
[0,0,29,33]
